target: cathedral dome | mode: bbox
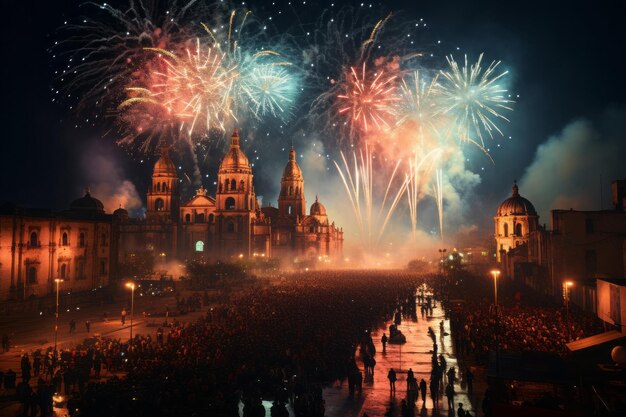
[153,147,176,176]
[219,128,250,172]
[282,146,302,179]
[310,196,327,216]
[113,206,129,218]
[497,182,537,216]
[70,190,105,213]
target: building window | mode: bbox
[185,213,191,223]
[99,259,108,275]
[503,223,508,237]
[30,231,38,247]
[240,180,245,190]
[195,241,204,252]
[76,260,86,280]
[156,182,161,192]
[288,186,293,196]
[225,197,236,210]
[227,221,235,233]
[162,182,168,192]
[288,205,292,215]
[585,250,597,278]
[60,264,67,279]
[27,266,37,284]
[62,232,69,246]
[79,232,85,247]
[515,223,522,236]
[209,214,214,223]
[309,226,315,233]
[585,218,594,234]
[196,213,205,223]
[155,198,164,211]
[230,179,236,191]
[100,233,107,246]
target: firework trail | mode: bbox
[437,53,514,146]
[334,144,409,249]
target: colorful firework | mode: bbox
[437,53,514,146]
[337,64,400,134]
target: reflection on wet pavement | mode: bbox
[323,296,476,417]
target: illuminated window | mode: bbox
[288,205,292,215]
[62,232,69,246]
[155,198,164,211]
[225,197,236,210]
[195,241,204,252]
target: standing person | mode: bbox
[457,402,466,417]
[445,382,455,410]
[419,378,427,404]
[465,367,474,397]
[121,308,127,325]
[387,368,397,394]
[381,333,388,353]
[429,378,438,410]
[21,354,31,382]
[85,320,91,333]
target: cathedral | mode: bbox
[116,129,343,262]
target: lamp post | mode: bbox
[564,281,573,341]
[54,278,64,354]
[126,282,135,349]
[490,269,501,376]
[490,270,501,309]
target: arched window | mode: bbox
[156,182,161,192]
[515,223,522,236]
[209,214,215,223]
[503,223,509,237]
[30,232,38,247]
[60,264,67,278]
[100,233,107,246]
[195,241,204,252]
[288,205,292,215]
[309,226,315,233]
[196,213,205,223]
[225,197,236,210]
[162,182,168,192]
[185,213,191,223]
[230,179,236,191]
[155,198,164,211]
[79,232,85,247]
[27,266,37,284]
[240,180,245,191]
[62,232,69,246]
[227,221,235,232]
[288,186,293,196]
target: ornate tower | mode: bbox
[146,147,179,222]
[215,129,256,256]
[278,146,306,218]
[494,181,539,261]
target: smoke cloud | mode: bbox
[80,142,143,214]
[519,107,626,220]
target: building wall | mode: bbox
[0,214,111,301]
[596,279,626,330]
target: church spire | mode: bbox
[231,128,240,148]
[512,180,519,196]
[289,146,295,161]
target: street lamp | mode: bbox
[490,270,501,308]
[54,279,64,354]
[125,282,136,349]
[564,281,574,341]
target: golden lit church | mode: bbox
[116,129,343,261]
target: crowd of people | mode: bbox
[2,271,426,416]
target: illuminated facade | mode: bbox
[119,129,343,263]
[0,193,112,301]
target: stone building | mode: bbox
[0,192,113,301]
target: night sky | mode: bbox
[1,0,625,236]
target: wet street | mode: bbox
[323,296,476,417]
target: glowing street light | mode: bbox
[490,270,501,308]
[564,280,574,341]
[54,278,64,354]
[125,282,136,349]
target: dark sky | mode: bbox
[1,0,625,231]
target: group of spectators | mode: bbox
[3,271,426,416]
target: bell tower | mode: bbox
[146,146,179,222]
[279,146,306,217]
